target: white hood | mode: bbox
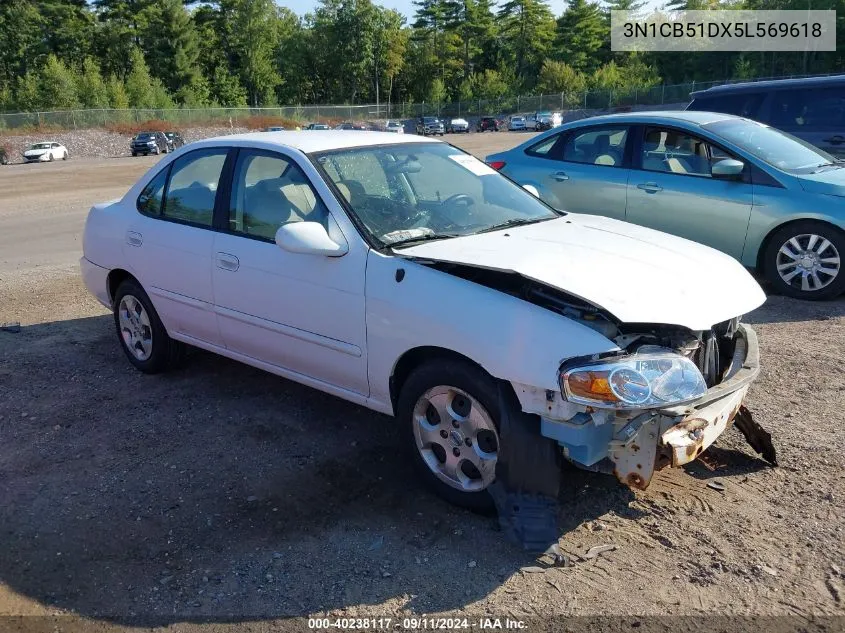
[24,149,47,156]
[400,214,766,331]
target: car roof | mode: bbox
[691,74,845,97]
[193,130,439,154]
[563,110,741,127]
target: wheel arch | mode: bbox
[755,217,845,273]
[388,346,518,413]
[106,268,137,305]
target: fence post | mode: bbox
[561,92,564,110]
[661,83,665,104]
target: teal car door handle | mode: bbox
[637,182,663,193]
[551,171,569,181]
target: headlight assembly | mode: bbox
[560,349,707,410]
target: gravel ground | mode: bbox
[0,133,844,633]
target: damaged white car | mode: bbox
[80,132,776,520]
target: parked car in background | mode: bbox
[447,118,469,133]
[306,122,330,130]
[527,111,563,131]
[23,142,68,162]
[477,116,502,132]
[336,121,368,130]
[131,132,168,157]
[164,132,185,151]
[508,116,527,132]
[385,120,405,133]
[687,75,845,157]
[264,126,286,132]
[487,110,845,299]
[416,116,445,136]
[80,131,769,513]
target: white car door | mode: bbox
[211,148,369,395]
[124,147,230,346]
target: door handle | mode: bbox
[824,135,844,145]
[125,231,143,247]
[637,182,663,193]
[216,252,239,272]
[551,171,569,181]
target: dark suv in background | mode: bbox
[687,75,845,156]
[164,132,185,151]
[130,131,169,156]
[416,116,445,136]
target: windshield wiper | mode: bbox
[812,161,845,173]
[387,233,462,249]
[474,216,556,234]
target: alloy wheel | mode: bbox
[118,295,154,361]
[776,233,841,293]
[411,386,499,492]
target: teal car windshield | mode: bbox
[704,119,836,173]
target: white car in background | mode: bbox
[23,142,68,162]
[385,120,405,134]
[80,131,771,514]
[447,118,469,133]
[508,116,527,131]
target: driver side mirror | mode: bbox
[275,221,348,257]
[712,158,744,180]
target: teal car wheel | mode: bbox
[764,221,845,300]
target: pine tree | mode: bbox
[227,0,280,107]
[125,46,157,108]
[554,0,607,74]
[140,0,203,102]
[106,74,130,108]
[39,55,80,109]
[498,0,555,86]
[78,57,110,108]
[210,65,247,107]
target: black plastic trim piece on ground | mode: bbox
[489,384,561,552]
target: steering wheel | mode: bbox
[441,193,475,209]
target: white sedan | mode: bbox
[81,131,772,513]
[23,142,68,162]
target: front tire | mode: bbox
[397,359,503,514]
[48,153,54,162]
[62,151,68,160]
[763,221,845,300]
[113,279,185,374]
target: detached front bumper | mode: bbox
[538,324,772,489]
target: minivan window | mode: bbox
[704,119,835,173]
[769,87,845,129]
[688,92,764,119]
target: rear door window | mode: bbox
[561,127,628,167]
[162,149,228,226]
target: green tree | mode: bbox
[140,0,203,103]
[39,55,80,109]
[39,0,95,68]
[78,57,110,108]
[14,71,41,111]
[226,0,280,106]
[427,77,447,112]
[106,74,130,108]
[537,59,587,105]
[210,65,247,107]
[0,1,44,92]
[498,0,555,87]
[125,46,157,108]
[554,0,607,73]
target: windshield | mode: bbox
[312,143,561,247]
[704,119,836,173]
[137,133,154,140]
[30,143,51,149]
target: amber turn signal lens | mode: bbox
[566,370,617,403]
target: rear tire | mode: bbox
[113,278,186,374]
[397,359,504,514]
[763,221,845,300]
[62,151,68,160]
[48,153,54,162]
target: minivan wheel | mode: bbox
[398,359,502,514]
[113,279,185,373]
[764,221,845,300]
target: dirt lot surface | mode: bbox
[1,131,844,632]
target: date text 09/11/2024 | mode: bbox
[308,617,527,630]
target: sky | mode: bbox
[282,1,573,20]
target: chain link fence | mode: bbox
[0,73,836,131]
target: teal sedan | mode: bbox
[486,111,845,300]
